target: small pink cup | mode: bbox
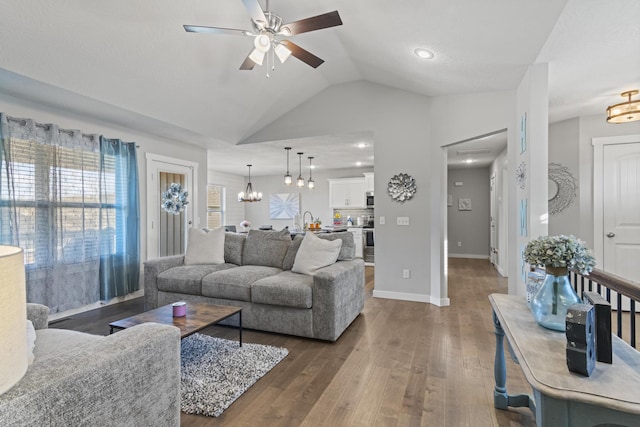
[172,301,186,317]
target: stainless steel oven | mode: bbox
[366,192,374,208]
[363,228,374,263]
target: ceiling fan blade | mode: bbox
[239,51,257,70]
[279,40,324,68]
[280,11,342,36]
[184,25,252,36]
[241,0,267,26]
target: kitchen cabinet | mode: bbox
[348,227,363,258]
[364,172,374,193]
[329,178,365,208]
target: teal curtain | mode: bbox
[99,137,140,300]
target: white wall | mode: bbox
[0,93,209,266]
[548,118,580,237]
[447,167,491,258]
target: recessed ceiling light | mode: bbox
[356,161,363,167]
[414,48,434,59]
[465,159,474,164]
[356,142,367,148]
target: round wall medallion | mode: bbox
[387,173,416,202]
[548,163,577,215]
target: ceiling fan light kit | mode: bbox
[606,90,640,123]
[183,0,342,74]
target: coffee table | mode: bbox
[109,302,242,346]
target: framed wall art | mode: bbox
[269,193,300,219]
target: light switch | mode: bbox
[379,216,385,225]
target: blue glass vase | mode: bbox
[530,267,581,331]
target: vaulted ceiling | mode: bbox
[0,0,638,174]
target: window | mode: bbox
[207,184,225,229]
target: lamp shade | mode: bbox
[0,245,27,395]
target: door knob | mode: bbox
[606,232,615,238]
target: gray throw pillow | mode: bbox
[242,229,291,268]
[282,234,304,270]
[224,232,246,265]
[317,232,355,260]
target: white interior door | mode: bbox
[603,142,640,309]
[490,173,497,265]
[146,154,198,260]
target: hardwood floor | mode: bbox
[51,258,536,426]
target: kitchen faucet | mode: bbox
[302,211,314,230]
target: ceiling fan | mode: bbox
[183,0,343,72]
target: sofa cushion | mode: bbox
[224,232,245,265]
[34,329,102,362]
[242,229,291,268]
[157,264,236,295]
[292,232,342,275]
[282,234,304,270]
[184,227,225,265]
[202,265,282,302]
[317,232,355,261]
[251,271,313,309]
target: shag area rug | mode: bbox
[180,333,289,417]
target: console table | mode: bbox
[489,293,640,427]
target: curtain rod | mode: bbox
[6,116,140,147]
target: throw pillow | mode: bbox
[26,320,36,365]
[292,232,342,275]
[184,227,225,265]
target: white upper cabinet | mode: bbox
[363,172,374,193]
[329,178,366,208]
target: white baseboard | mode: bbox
[48,290,144,322]
[495,264,507,277]
[448,253,490,260]
[372,290,450,307]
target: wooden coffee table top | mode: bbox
[109,302,241,339]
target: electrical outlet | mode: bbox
[458,241,462,247]
[379,216,385,225]
[397,216,410,226]
[403,269,410,279]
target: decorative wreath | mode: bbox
[548,163,577,216]
[387,173,417,203]
[161,183,189,215]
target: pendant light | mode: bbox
[238,164,262,202]
[606,90,640,123]
[296,152,305,188]
[283,147,292,185]
[307,156,315,189]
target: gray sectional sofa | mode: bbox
[0,304,181,426]
[144,229,365,341]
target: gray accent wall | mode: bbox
[447,167,491,258]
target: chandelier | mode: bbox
[238,164,262,202]
[606,90,640,123]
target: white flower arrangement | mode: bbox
[523,235,596,275]
[240,220,251,228]
[161,183,189,215]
